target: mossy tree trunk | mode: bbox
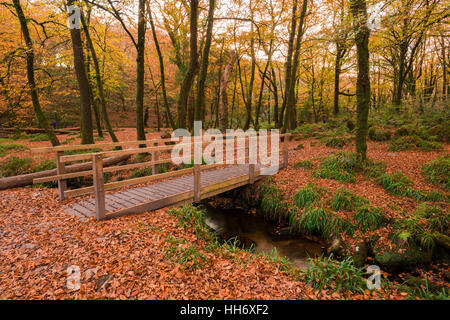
[12,0,60,146]
[68,0,94,145]
[194,0,216,124]
[283,0,308,132]
[350,0,370,161]
[177,0,199,129]
[80,9,118,142]
[135,0,146,141]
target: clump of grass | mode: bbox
[313,151,360,183]
[398,275,449,300]
[33,159,56,172]
[61,137,76,145]
[293,182,324,208]
[0,143,28,157]
[389,135,443,151]
[258,247,292,272]
[260,181,290,221]
[354,205,386,231]
[10,132,30,140]
[29,133,49,142]
[413,202,449,235]
[368,127,391,141]
[300,255,366,295]
[362,160,386,178]
[377,172,414,196]
[294,143,305,150]
[321,136,349,148]
[64,148,101,155]
[290,205,354,238]
[0,157,32,177]
[329,188,369,211]
[422,154,449,191]
[168,205,213,241]
[131,167,152,178]
[293,160,314,169]
[164,235,208,271]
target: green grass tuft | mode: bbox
[329,188,369,211]
[422,154,449,191]
[354,205,385,231]
[300,255,366,295]
[293,182,324,208]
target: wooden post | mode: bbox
[56,151,67,200]
[249,163,255,184]
[152,142,159,175]
[193,164,201,202]
[92,153,106,220]
[283,133,290,169]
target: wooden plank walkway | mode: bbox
[65,164,262,220]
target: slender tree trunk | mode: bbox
[68,0,94,144]
[270,67,279,126]
[86,53,103,137]
[280,0,298,129]
[194,0,216,124]
[255,40,274,129]
[350,0,371,161]
[177,0,199,129]
[244,24,256,130]
[12,0,60,146]
[333,43,344,115]
[219,51,237,131]
[136,0,146,140]
[284,0,308,132]
[80,8,118,142]
[148,8,175,130]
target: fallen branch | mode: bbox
[0,154,130,190]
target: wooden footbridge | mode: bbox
[31,132,290,221]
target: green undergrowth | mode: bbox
[293,182,325,208]
[0,143,28,157]
[293,160,314,169]
[390,135,443,151]
[0,156,32,177]
[164,235,208,271]
[368,127,391,141]
[329,188,369,211]
[422,154,449,191]
[299,255,366,295]
[313,151,360,183]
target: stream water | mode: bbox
[204,204,324,270]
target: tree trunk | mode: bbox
[136,0,146,141]
[68,0,94,145]
[284,0,308,132]
[148,8,176,130]
[177,0,199,129]
[80,8,118,142]
[194,0,216,123]
[219,51,237,131]
[12,0,60,146]
[350,0,371,161]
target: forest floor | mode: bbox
[0,129,448,299]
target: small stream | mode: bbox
[204,204,324,270]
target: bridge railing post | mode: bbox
[193,164,201,202]
[152,141,159,175]
[249,163,255,183]
[92,153,106,220]
[283,133,290,169]
[56,151,67,200]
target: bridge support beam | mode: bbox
[56,151,67,200]
[92,153,106,220]
[193,164,201,202]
